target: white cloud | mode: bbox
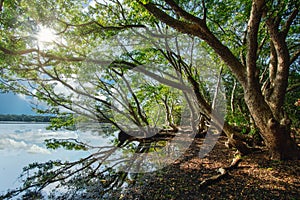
[8,130,78,143]
[16,93,28,102]
[27,144,51,154]
[0,123,112,156]
[0,138,27,150]
[0,127,79,155]
[0,138,51,154]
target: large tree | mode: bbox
[136,0,300,160]
[0,0,299,162]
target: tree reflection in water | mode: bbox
[1,128,180,199]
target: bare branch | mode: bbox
[290,48,300,65]
[246,0,265,84]
[282,8,299,38]
[231,80,237,113]
[202,0,207,21]
[257,35,267,56]
[0,46,39,55]
[287,82,300,93]
[164,0,205,26]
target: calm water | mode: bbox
[0,122,112,195]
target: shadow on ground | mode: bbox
[119,136,300,200]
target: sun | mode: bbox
[36,26,58,48]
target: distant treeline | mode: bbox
[0,114,53,122]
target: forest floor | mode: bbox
[120,136,300,200]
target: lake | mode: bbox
[0,122,113,195]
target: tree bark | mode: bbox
[0,0,3,13]
[244,90,300,160]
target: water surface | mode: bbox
[0,122,112,194]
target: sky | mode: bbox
[0,92,36,115]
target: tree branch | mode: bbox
[282,8,299,38]
[0,45,86,62]
[139,1,247,85]
[266,10,291,114]
[269,41,277,85]
[199,157,242,188]
[164,0,205,26]
[56,18,146,34]
[287,82,300,93]
[0,0,4,12]
[246,0,265,85]
[202,0,207,22]
[290,48,300,65]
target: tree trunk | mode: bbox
[161,97,178,131]
[244,90,300,160]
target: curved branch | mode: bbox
[282,8,299,38]
[266,4,291,114]
[139,1,247,85]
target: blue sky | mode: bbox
[0,93,36,115]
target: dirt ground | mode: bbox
[120,136,300,200]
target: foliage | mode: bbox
[285,68,300,128]
[44,139,88,151]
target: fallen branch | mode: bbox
[199,157,242,188]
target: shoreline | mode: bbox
[0,121,50,124]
